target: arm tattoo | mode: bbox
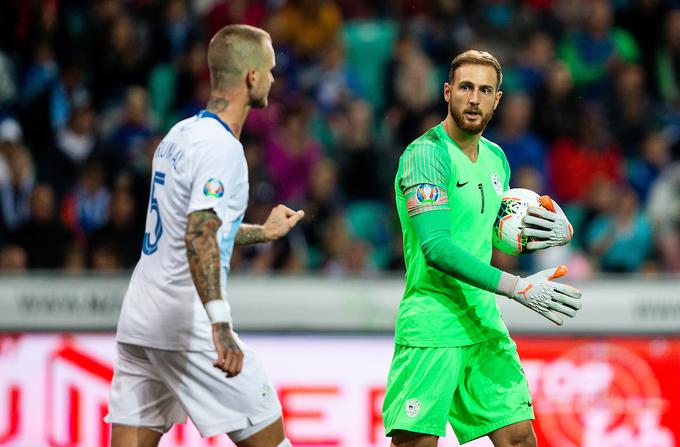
[234,224,268,246]
[185,210,223,305]
[207,96,229,113]
[214,322,239,349]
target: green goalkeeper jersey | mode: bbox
[394,123,512,347]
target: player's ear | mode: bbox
[246,69,257,89]
[493,90,503,110]
[443,83,451,103]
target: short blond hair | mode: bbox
[207,24,271,91]
[449,50,502,89]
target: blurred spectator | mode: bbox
[330,99,386,200]
[487,93,547,187]
[548,105,624,204]
[0,51,17,108]
[655,9,680,106]
[264,103,322,204]
[420,0,473,67]
[585,185,653,272]
[274,0,343,61]
[319,212,373,275]
[617,0,668,93]
[532,61,581,142]
[627,131,670,201]
[385,36,440,147]
[298,39,364,115]
[647,162,680,272]
[0,245,27,271]
[50,60,89,132]
[0,141,34,234]
[558,0,639,95]
[204,0,267,38]
[300,158,343,268]
[151,0,197,63]
[88,189,142,269]
[606,63,654,155]
[173,40,210,119]
[61,161,111,241]
[10,184,71,268]
[52,103,98,194]
[509,31,555,94]
[20,40,59,107]
[91,245,125,271]
[107,86,155,169]
[92,14,150,104]
[62,243,86,273]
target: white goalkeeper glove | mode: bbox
[503,265,582,325]
[521,195,573,251]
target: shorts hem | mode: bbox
[229,411,283,442]
[385,423,446,438]
[201,408,282,439]
[197,418,249,438]
[455,411,535,444]
[105,416,182,433]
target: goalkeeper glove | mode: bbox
[521,195,573,250]
[500,265,582,325]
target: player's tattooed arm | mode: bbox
[234,204,305,246]
[186,209,244,377]
[211,322,243,377]
[185,209,223,305]
[234,223,268,245]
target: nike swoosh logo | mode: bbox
[456,180,469,187]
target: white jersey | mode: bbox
[116,110,248,351]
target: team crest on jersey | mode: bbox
[491,173,503,195]
[203,178,224,198]
[405,399,421,418]
[406,184,449,217]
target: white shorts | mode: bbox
[106,341,282,440]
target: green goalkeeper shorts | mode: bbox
[382,335,534,444]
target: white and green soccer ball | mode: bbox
[492,188,541,256]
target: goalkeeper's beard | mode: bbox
[450,104,494,135]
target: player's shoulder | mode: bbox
[173,115,243,161]
[480,136,508,163]
[403,125,448,159]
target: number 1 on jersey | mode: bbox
[478,183,485,214]
[142,171,166,255]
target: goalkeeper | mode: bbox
[383,50,581,447]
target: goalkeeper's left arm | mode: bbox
[412,208,582,325]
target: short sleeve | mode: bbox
[186,142,241,219]
[398,143,452,217]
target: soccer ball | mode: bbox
[492,188,540,256]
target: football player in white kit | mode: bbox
[107,25,302,447]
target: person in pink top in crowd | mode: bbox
[263,101,321,204]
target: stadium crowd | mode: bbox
[1,0,680,277]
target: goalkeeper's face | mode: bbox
[445,64,502,135]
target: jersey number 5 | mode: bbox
[142,171,166,255]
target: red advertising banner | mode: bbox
[516,337,680,447]
[0,334,677,447]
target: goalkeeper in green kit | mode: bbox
[382,50,582,447]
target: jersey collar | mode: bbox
[197,109,235,137]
